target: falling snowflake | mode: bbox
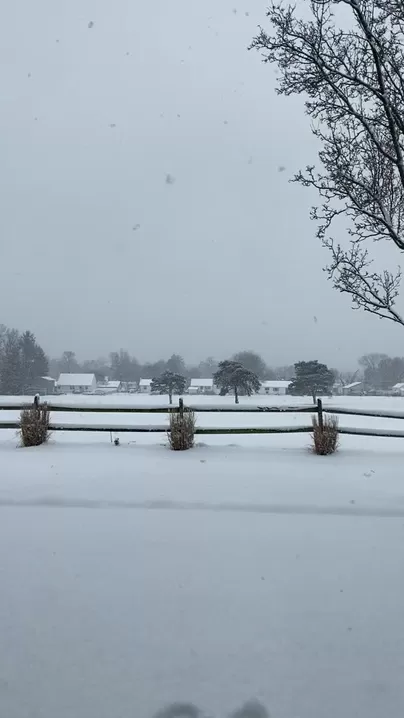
[88,21,94,29]
[245,11,250,16]
[165,174,175,185]
[278,165,286,172]
[109,123,116,128]
[132,224,141,231]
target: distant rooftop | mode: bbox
[57,373,95,387]
[139,378,152,387]
[190,378,213,387]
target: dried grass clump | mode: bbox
[20,403,50,447]
[311,414,339,455]
[168,409,195,451]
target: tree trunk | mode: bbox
[311,389,316,405]
[234,386,239,404]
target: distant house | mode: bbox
[139,378,152,393]
[392,382,404,396]
[95,380,122,395]
[190,378,215,395]
[342,381,363,396]
[31,376,56,396]
[57,373,97,394]
[260,380,290,396]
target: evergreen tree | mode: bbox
[289,361,334,403]
[20,331,49,392]
[213,360,261,404]
[150,370,187,403]
[0,330,24,394]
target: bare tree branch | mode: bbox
[250,0,404,323]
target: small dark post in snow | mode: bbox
[33,394,40,410]
[179,397,184,419]
[317,398,324,432]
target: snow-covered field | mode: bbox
[1,394,404,717]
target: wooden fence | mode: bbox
[1,397,404,438]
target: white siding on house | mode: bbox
[342,381,363,395]
[139,379,152,393]
[190,378,216,394]
[260,381,290,395]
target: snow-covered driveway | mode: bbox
[1,435,404,718]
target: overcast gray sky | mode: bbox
[1,0,403,368]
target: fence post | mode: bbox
[33,394,40,410]
[317,398,324,431]
[179,397,184,419]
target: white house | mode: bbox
[139,378,152,393]
[342,381,363,396]
[95,380,122,395]
[260,380,291,396]
[392,382,404,396]
[190,378,215,395]
[57,373,97,394]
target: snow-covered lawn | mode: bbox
[1,395,404,717]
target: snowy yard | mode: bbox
[1,395,404,717]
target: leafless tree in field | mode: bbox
[250,0,404,326]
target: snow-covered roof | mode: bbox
[139,378,152,387]
[261,381,291,388]
[41,376,56,382]
[57,373,95,387]
[343,381,362,389]
[105,380,121,389]
[393,383,404,390]
[191,378,213,387]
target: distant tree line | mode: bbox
[48,349,294,385]
[12,323,404,398]
[357,353,404,390]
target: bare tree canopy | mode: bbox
[250,0,404,326]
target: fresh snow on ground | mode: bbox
[1,394,404,717]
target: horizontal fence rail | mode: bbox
[0,401,317,414]
[0,422,314,435]
[1,397,404,440]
